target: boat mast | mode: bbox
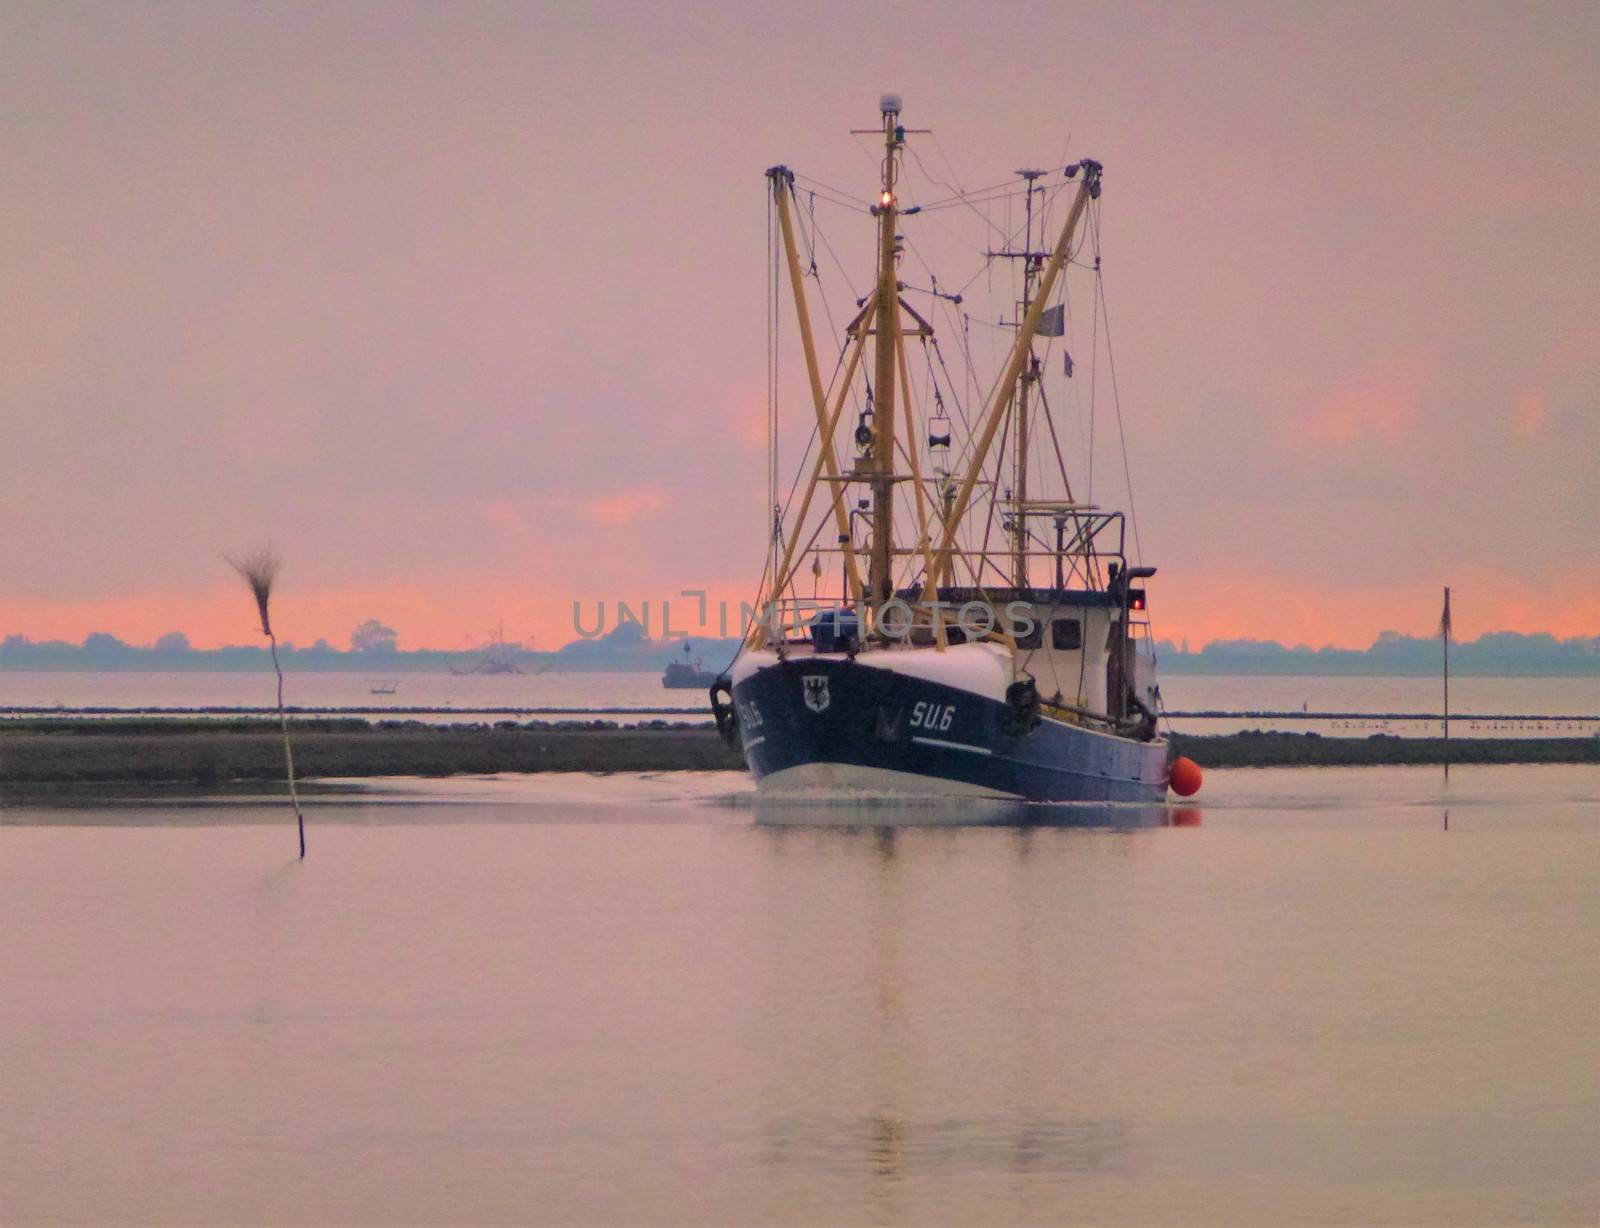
[1011,169,1045,587]
[868,94,904,608]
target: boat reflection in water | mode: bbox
[752,795,1202,829]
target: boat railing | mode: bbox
[798,510,1132,594]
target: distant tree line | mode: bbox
[0,630,470,673]
[1,622,1596,676]
[0,617,437,673]
[1151,629,1599,676]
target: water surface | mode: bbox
[3,766,1596,1225]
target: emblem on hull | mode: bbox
[802,674,831,713]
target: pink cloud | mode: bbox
[1508,327,1598,440]
[1153,563,1600,650]
[1512,389,1547,438]
[586,487,666,526]
[1302,357,1431,446]
[479,499,525,532]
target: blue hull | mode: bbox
[731,656,1169,803]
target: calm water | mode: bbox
[3,765,1597,1225]
[3,670,1597,736]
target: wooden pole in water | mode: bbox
[228,546,305,858]
[269,629,305,858]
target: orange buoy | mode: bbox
[1169,756,1203,797]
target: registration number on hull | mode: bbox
[910,701,957,732]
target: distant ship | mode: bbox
[662,642,719,689]
[368,679,399,695]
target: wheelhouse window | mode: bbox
[1051,618,1083,650]
[1014,617,1043,649]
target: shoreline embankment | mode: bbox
[0,718,1594,789]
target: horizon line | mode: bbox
[4,626,1597,657]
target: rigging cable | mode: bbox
[790,171,872,214]
[1089,201,1143,566]
[1085,227,1101,510]
[1084,197,1165,724]
[767,179,781,586]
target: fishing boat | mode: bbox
[447,621,550,676]
[710,95,1194,803]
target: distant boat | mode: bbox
[447,621,551,676]
[663,642,718,690]
[369,679,399,695]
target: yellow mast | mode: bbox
[767,167,866,605]
[868,94,903,608]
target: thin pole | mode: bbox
[894,328,946,648]
[1013,173,1042,587]
[269,631,305,857]
[869,106,902,607]
[227,547,301,859]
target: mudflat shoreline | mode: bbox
[0,718,1593,789]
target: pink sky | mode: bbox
[3,1,1597,652]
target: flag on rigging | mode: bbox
[1438,587,1452,640]
[1036,302,1066,337]
[1062,351,1073,378]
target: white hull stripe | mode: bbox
[910,735,993,755]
